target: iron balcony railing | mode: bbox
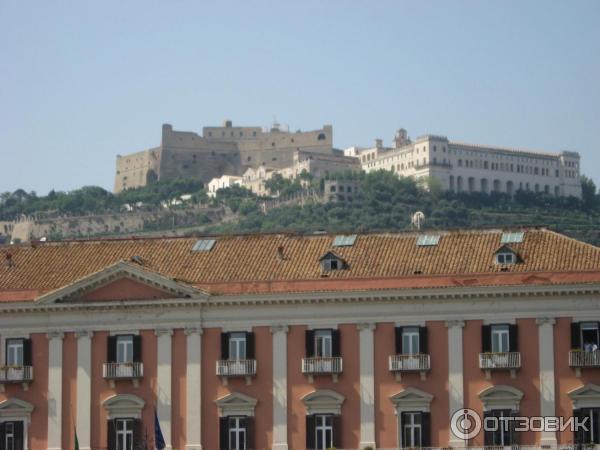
[389,354,431,372]
[102,362,144,379]
[0,366,33,383]
[216,359,257,377]
[479,352,521,370]
[301,357,343,374]
[569,349,600,368]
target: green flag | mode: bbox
[74,427,79,450]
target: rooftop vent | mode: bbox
[333,235,357,247]
[4,252,14,268]
[277,246,285,260]
[417,235,440,247]
[192,239,216,252]
[501,232,524,244]
[130,255,145,266]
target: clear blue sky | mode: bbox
[1,0,599,194]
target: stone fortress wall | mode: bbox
[114,120,333,193]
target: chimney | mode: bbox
[223,120,232,128]
[5,252,14,268]
[277,246,285,260]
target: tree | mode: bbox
[581,176,598,212]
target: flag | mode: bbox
[74,427,79,450]
[154,408,166,450]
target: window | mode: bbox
[491,325,510,353]
[115,419,134,450]
[315,330,332,358]
[576,407,600,444]
[229,333,247,360]
[116,336,134,364]
[402,327,420,355]
[416,235,440,247]
[315,415,333,450]
[228,416,247,450]
[332,235,357,247]
[484,409,517,446]
[580,322,600,350]
[0,421,24,450]
[6,339,24,366]
[192,238,216,252]
[320,252,346,272]
[401,412,422,447]
[496,251,515,265]
[501,231,524,244]
[317,133,326,141]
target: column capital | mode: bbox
[536,317,556,326]
[357,322,376,331]
[75,330,94,339]
[270,324,289,334]
[47,330,65,340]
[184,327,203,336]
[445,320,465,328]
[155,328,174,337]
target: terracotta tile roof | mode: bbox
[1,229,599,298]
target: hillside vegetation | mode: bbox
[1,172,599,246]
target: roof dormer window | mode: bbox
[319,252,347,272]
[494,245,520,266]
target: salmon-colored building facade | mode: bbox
[0,229,599,450]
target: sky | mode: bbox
[1,1,599,194]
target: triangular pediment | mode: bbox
[569,383,600,409]
[35,261,208,304]
[215,392,258,417]
[390,387,434,405]
[479,385,523,411]
[0,398,34,416]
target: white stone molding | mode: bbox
[185,326,202,450]
[76,330,94,450]
[536,317,557,446]
[0,398,33,450]
[215,392,258,417]
[302,389,345,415]
[568,383,600,409]
[271,324,289,450]
[358,322,376,449]
[479,385,524,411]
[47,331,64,450]
[307,323,339,330]
[102,393,145,419]
[156,328,173,450]
[390,387,434,413]
[445,320,465,448]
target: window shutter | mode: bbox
[107,420,116,450]
[332,415,342,449]
[399,412,405,447]
[419,326,429,354]
[219,417,229,450]
[220,332,229,360]
[571,322,581,350]
[0,422,6,450]
[246,332,255,359]
[23,339,32,366]
[421,412,431,447]
[395,327,403,354]
[509,410,520,445]
[305,330,315,358]
[14,422,24,450]
[509,324,518,352]
[305,415,316,450]
[132,419,143,450]
[482,325,492,353]
[107,336,117,363]
[133,335,142,363]
[244,417,255,450]
[483,412,493,445]
[332,329,341,357]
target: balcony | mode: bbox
[302,357,343,382]
[0,366,33,391]
[216,359,257,385]
[102,362,143,388]
[479,352,521,379]
[569,350,600,377]
[389,354,431,381]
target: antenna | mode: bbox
[411,211,425,230]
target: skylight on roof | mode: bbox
[501,232,524,244]
[417,234,440,247]
[333,235,357,247]
[192,239,216,252]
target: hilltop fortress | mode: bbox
[114,121,333,192]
